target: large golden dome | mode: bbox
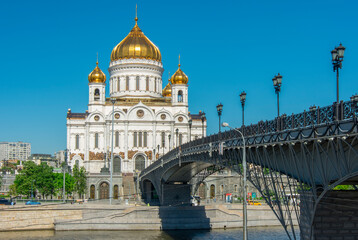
[111,18,161,62]
[88,62,106,83]
[162,80,172,97]
[171,63,188,85]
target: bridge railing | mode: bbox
[141,99,358,176]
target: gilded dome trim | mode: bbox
[88,62,106,83]
[111,19,162,62]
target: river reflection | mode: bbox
[0,227,299,240]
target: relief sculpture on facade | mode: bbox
[89,151,105,160]
[145,151,152,160]
[127,150,138,159]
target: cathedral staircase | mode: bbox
[122,173,137,201]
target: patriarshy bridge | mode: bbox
[140,98,358,240]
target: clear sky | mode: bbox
[1,0,358,154]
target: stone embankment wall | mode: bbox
[0,204,296,231]
[0,205,82,231]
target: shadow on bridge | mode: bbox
[158,206,211,231]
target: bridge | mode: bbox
[139,98,358,240]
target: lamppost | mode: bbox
[162,137,165,156]
[188,119,192,141]
[63,149,68,203]
[110,97,116,205]
[175,129,179,148]
[222,122,247,240]
[216,103,223,133]
[201,112,206,138]
[272,73,283,118]
[168,134,171,151]
[240,92,246,127]
[331,43,346,120]
[31,179,35,200]
[153,148,156,161]
[157,145,160,158]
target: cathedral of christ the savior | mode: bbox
[66,15,207,200]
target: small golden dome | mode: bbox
[162,81,172,97]
[88,62,106,83]
[110,18,161,62]
[171,63,188,85]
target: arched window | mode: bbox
[75,135,79,149]
[136,76,140,90]
[95,133,99,148]
[117,78,120,91]
[146,77,149,91]
[234,184,238,192]
[126,76,129,90]
[161,132,165,147]
[179,133,183,146]
[178,90,183,102]
[138,132,142,147]
[133,132,137,147]
[75,160,79,167]
[143,132,147,147]
[154,78,157,92]
[115,131,119,147]
[94,89,100,101]
[113,156,121,173]
[135,155,146,171]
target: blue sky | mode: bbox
[1,0,358,154]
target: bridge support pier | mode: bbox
[301,190,358,240]
[161,183,191,206]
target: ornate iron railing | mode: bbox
[141,99,358,177]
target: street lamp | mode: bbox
[331,43,346,120]
[222,122,247,240]
[63,149,68,203]
[188,119,192,141]
[175,129,179,148]
[201,112,206,138]
[216,103,223,133]
[110,97,116,205]
[168,134,171,151]
[153,148,156,161]
[272,73,282,118]
[240,92,246,127]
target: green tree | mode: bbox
[14,161,38,197]
[35,163,55,198]
[53,172,75,198]
[73,165,87,198]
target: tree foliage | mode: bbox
[73,165,87,198]
[11,161,87,199]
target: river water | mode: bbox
[0,227,299,239]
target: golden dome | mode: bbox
[171,61,188,85]
[110,18,161,62]
[88,62,106,83]
[162,81,172,97]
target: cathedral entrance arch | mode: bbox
[114,156,121,173]
[114,185,119,199]
[99,182,109,199]
[135,155,146,172]
[90,185,95,199]
[198,183,207,199]
[210,184,215,199]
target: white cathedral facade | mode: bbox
[66,16,206,199]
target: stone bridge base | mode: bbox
[162,183,191,206]
[301,190,358,240]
